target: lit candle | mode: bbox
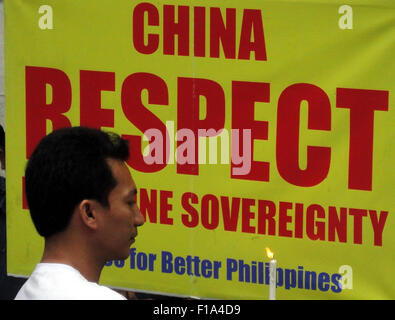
[265,247,277,300]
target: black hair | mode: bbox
[25,126,130,238]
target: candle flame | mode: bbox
[265,247,274,259]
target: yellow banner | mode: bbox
[5,0,395,299]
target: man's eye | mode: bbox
[127,194,137,206]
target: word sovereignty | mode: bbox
[140,188,388,247]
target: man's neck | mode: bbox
[41,233,104,283]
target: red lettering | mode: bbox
[242,198,255,233]
[279,201,293,237]
[306,204,326,241]
[194,7,206,57]
[221,196,240,232]
[328,206,347,243]
[294,203,304,238]
[277,83,331,187]
[201,194,219,230]
[232,81,270,181]
[132,5,266,61]
[163,5,189,56]
[210,8,236,59]
[177,77,225,175]
[257,200,276,235]
[160,190,173,225]
[349,208,367,244]
[80,70,114,129]
[181,192,199,228]
[25,66,71,158]
[336,88,389,191]
[238,9,267,61]
[133,3,159,54]
[121,73,169,173]
[368,210,388,246]
[139,188,157,223]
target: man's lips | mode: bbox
[130,233,137,243]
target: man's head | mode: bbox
[25,127,144,259]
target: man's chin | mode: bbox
[111,248,132,261]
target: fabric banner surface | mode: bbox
[5,0,394,299]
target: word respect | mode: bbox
[25,66,388,191]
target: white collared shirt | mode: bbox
[15,263,126,300]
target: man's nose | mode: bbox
[134,206,145,226]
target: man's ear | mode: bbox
[78,199,100,230]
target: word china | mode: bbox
[132,3,267,60]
